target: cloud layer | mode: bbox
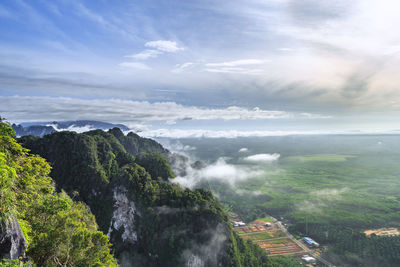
[1,0,400,129]
[0,96,328,123]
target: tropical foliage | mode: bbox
[0,119,117,266]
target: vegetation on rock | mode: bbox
[0,119,117,266]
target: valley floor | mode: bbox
[230,213,335,266]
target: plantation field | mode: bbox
[283,154,355,163]
[240,232,273,241]
[170,135,400,265]
[233,219,305,257]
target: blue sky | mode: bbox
[1,0,400,136]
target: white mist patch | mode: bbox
[238,147,249,153]
[243,153,280,162]
[107,187,139,244]
[202,158,247,180]
[185,254,204,267]
[182,224,227,267]
[312,188,349,198]
[172,157,264,188]
[296,187,349,213]
[47,123,98,133]
[235,189,263,196]
[162,140,196,152]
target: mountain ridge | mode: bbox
[12,120,130,137]
[18,127,272,266]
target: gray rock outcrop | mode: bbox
[0,217,27,259]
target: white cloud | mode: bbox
[243,153,280,162]
[120,40,184,70]
[47,124,97,133]
[172,62,195,73]
[300,113,332,119]
[172,157,264,188]
[205,59,265,67]
[238,148,249,153]
[204,59,266,75]
[125,49,162,60]
[124,123,149,132]
[278,47,295,52]
[139,129,329,139]
[204,67,264,75]
[3,96,323,123]
[6,0,400,118]
[118,62,151,70]
[145,40,184,52]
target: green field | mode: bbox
[241,232,273,240]
[258,216,275,222]
[267,238,291,244]
[184,135,400,266]
[209,152,400,228]
[283,154,356,163]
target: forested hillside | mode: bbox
[0,119,117,266]
[15,125,275,266]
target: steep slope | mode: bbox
[108,127,168,156]
[108,127,192,176]
[19,129,272,267]
[0,120,117,266]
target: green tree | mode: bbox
[0,119,118,266]
[135,152,175,181]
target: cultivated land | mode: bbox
[230,214,306,257]
[176,135,400,266]
[230,214,331,266]
[364,228,400,236]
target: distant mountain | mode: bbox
[49,120,130,131]
[12,124,56,137]
[12,120,130,137]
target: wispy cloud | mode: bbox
[204,59,266,75]
[120,40,184,69]
[125,49,162,60]
[204,67,264,75]
[118,62,151,70]
[145,40,184,52]
[171,62,195,73]
[243,153,280,163]
[205,59,265,67]
[74,2,136,40]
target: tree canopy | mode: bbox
[0,119,118,266]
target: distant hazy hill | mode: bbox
[12,120,130,137]
[12,124,56,137]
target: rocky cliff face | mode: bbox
[0,217,27,260]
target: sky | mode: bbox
[1,0,400,137]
